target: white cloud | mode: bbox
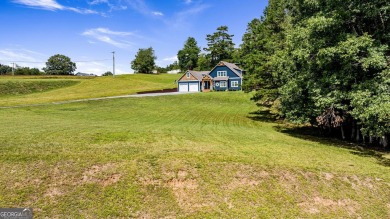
[0,48,46,69]
[184,0,193,4]
[91,28,134,36]
[163,56,178,62]
[13,0,101,15]
[168,3,210,29]
[82,28,135,48]
[89,0,108,5]
[88,0,127,12]
[156,56,178,67]
[152,11,164,16]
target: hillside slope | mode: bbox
[0,74,179,106]
[0,92,389,218]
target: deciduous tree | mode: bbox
[131,47,156,74]
[43,54,76,75]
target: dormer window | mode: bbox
[217,71,227,77]
[186,72,190,78]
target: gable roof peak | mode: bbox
[219,61,242,71]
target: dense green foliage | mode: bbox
[102,71,113,76]
[0,65,42,75]
[43,54,77,75]
[194,53,211,71]
[241,0,390,147]
[14,67,43,75]
[204,26,235,66]
[131,47,157,74]
[0,80,79,95]
[177,37,201,71]
[0,64,12,75]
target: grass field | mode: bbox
[0,76,389,218]
[0,74,179,106]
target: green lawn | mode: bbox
[0,74,179,106]
[0,80,389,218]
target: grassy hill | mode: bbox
[0,89,389,218]
[0,74,179,106]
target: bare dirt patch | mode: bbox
[226,176,260,190]
[44,187,63,198]
[341,175,375,190]
[223,163,269,190]
[298,196,360,216]
[164,169,201,212]
[322,172,334,181]
[81,163,121,187]
[101,173,121,187]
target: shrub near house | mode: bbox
[177,61,243,92]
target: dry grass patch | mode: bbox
[81,163,122,187]
[298,196,360,216]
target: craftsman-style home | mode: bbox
[177,61,243,92]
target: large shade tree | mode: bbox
[43,54,76,75]
[177,37,200,71]
[131,47,156,74]
[204,26,235,66]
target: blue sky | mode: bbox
[0,0,267,75]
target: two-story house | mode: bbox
[177,61,243,92]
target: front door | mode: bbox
[204,81,210,90]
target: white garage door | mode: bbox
[189,83,198,92]
[179,83,189,92]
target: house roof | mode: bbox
[188,71,209,81]
[220,61,243,77]
[209,61,243,78]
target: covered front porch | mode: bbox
[201,75,213,92]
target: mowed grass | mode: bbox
[0,91,389,218]
[0,74,179,106]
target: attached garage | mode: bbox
[177,70,206,92]
[178,82,199,92]
[189,83,199,92]
[178,83,189,92]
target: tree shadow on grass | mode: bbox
[274,125,390,167]
[247,109,280,123]
[247,109,390,167]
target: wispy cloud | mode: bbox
[163,56,178,62]
[82,28,135,48]
[12,0,101,15]
[152,11,164,16]
[168,3,210,29]
[156,56,178,67]
[0,48,46,69]
[184,0,193,4]
[88,0,128,12]
[119,0,163,17]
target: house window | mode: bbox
[217,71,227,77]
[220,81,227,87]
[231,81,239,87]
[186,72,190,78]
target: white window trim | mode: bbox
[220,81,227,87]
[231,81,239,87]
[217,71,227,77]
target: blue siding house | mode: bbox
[177,61,243,92]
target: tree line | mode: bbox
[239,0,389,148]
[0,64,43,75]
[131,25,236,73]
